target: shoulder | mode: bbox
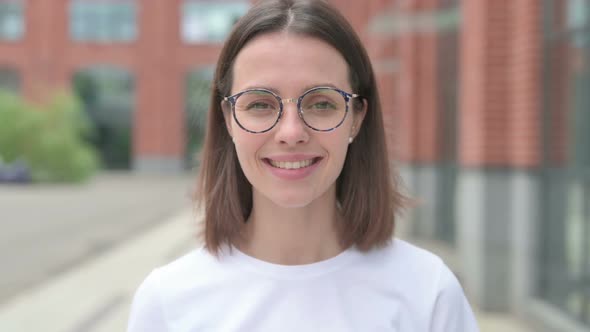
[151,246,226,291]
[369,238,446,277]
[157,246,213,277]
[131,244,208,283]
[370,239,479,330]
[429,262,480,331]
[381,240,469,299]
[354,238,451,303]
[381,239,468,298]
[388,238,443,263]
[379,240,479,331]
[128,247,221,331]
[128,266,169,331]
[130,246,218,306]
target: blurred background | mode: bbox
[0,0,588,331]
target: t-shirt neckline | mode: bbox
[223,245,361,280]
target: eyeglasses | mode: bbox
[223,86,362,133]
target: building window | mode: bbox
[0,67,20,93]
[73,66,135,169]
[181,1,249,44]
[185,66,214,169]
[541,0,590,326]
[0,1,24,41]
[69,0,137,43]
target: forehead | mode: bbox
[231,32,351,94]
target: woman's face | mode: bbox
[226,32,365,209]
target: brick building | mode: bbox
[0,0,588,330]
[368,1,589,330]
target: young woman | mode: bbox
[128,0,479,331]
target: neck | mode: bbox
[237,187,344,265]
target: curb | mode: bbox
[0,209,197,332]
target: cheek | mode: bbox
[334,145,350,170]
[233,133,266,169]
[326,136,351,171]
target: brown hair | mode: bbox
[196,0,406,255]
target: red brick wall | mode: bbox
[331,0,401,158]
[370,37,398,159]
[0,0,409,168]
[0,0,222,164]
[3,0,550,170]
[363,0,547,168]
[544,0,570,166]
[508,0,543,167]
[0,0,399,167]
[375,0,444,164]
[460,0,543,168]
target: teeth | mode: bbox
[269,159,314,169]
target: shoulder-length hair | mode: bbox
[196,0,407,255]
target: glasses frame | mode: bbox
[223,86,362,134]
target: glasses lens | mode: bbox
[234,90,280,132]
[300,88,347,130]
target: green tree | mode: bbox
[0,91,100,182]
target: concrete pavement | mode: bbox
[0,208,198,332]
[0,172,194,304]
[0,206,537,331]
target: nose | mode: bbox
[274,102,309,146]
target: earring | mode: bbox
[232,137,235,144]
[348,137,353,144]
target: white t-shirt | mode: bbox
[128,239,479,331]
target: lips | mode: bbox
[262,156,322,181]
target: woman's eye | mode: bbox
[248,102,273,110]
[311,101,336,110]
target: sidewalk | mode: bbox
[0,172,193,305]
[0,209,198,332]
[0,209,534,332]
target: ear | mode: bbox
[351,98,367,137]
[221,99,233,137]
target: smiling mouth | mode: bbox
[265,158,322,170]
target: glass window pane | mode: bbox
[0,1,24,41]
[185,66,214,168]
[69,0,137,43]
[541,0,590,326]
[567,0,588,30]
[568,0,589,46]
[72,67,135,169]
[0,68,20,93]
[181,1,249,44]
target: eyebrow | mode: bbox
[241,83,340,95]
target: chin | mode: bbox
[254,184,334,210]
[270,197,314,209]
[265,191,317,209]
